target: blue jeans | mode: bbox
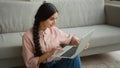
[47,56,82,68]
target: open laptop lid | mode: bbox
[71,29,95,58]
[53,29,95,59]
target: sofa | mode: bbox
[0,0,120,68]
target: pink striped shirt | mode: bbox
[22,26,79,68]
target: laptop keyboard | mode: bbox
[61,47,77,57]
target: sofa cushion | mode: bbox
[0,1,42,33]
[48,0,105,28]
[0,32,24,59]
[61,24,120,48]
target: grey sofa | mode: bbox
[0,0,120,68]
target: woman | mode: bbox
[22,2,88,68]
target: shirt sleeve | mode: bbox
[22,34,39,68]
[54,27,79,45]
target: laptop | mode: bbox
[53,29,95,59]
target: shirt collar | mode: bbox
[39,28,48,35]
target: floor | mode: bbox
[14,51,120,68]
[81,51,120,68]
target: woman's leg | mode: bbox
[54,56,82,68]
[47,61,56,68]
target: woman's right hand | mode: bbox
[38,45,62,64]
[48,45,63,56]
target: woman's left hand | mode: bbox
[73,39,80,46]
[84,43,89,50]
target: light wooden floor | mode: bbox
[81,51,120,68]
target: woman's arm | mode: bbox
[53,27,80,46]
[38,51,52,64]
[38,46,61,64]
[22,34,62,68]
[22,35,39,68]
[70,36,80,46]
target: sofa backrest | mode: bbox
[0,1,41,33]
[53,0,105,28]
[0,0,105,33]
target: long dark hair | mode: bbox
[33,2,58,68]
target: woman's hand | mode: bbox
[71,36,80,46]
[84,43,89,50]
[71,36,89,50]
[48,45,63,55]
[73,40,80,46]
[38,45,62,64]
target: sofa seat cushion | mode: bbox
[61,25,120,48]
[0,32,24,59]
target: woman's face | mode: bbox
[42,12,58,29]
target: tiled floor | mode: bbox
[81,51,120,68]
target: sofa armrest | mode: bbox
[105,3,120,27]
